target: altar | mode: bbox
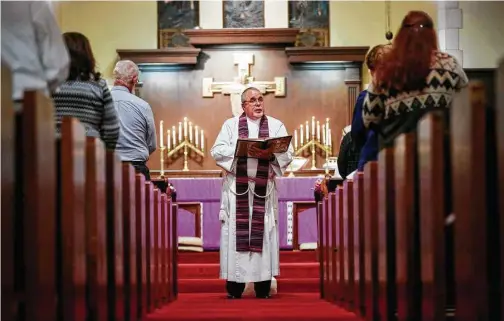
[169,176,319,250]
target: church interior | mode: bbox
[2,0,504,320]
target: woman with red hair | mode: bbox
[362,11,468,148]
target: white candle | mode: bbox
[167,130,171,150]
[172,126,176,145]
[195,125,199,147]
[311,116,315,137]
[189,122,193,142]
[305,121,309,141]
[300,125,304,145]
[328,129,332,147]
[160,120,164,147]
[294,130,298,149]
[316,121,320,141]
[200,130,204,150]
[178,122,182,142]
[322,124,326,145]
[183,117,188,138]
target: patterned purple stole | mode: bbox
[235,113,270,253]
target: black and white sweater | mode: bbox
[362,51,468,144]
[52,79,120,150]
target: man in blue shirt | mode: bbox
[111,60,157,180]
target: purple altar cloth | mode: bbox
[170,176,319,250]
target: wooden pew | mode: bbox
[363,161,379,321]
[1,77,178,321]
[335,187,345,304]
[342,180,354,310]
[352,173,366,317]
[144,183,155,312]
[317,201,324,299]
[106,151,124,320]
[135,174,148,319]
[122,163,138,321]
[171,203,179,299]
[328,192,337,302]
[322,196,331,299]
[85,137,108,321]
[497,60,504,321]
[57,117,87,321]
[16,91,59,321]
[451,82,501,320]
[377,147,396,321]
[417,111,449,321]
[1,64,16,321]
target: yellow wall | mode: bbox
[57,0,503,85]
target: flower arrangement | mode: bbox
[313,174,331,202]
[166,182,177,202]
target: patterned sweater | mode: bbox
[362,51,468,144]
[52,79,120,150]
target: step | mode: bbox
[179,262,319,279]
[178,250,317,264]
[178,278,319,293]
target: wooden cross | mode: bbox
[202,53,285,115]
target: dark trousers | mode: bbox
[130,161,150,181]
[226,280,271,297]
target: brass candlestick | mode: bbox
[159,146,166,177]
[293,116,332,171]
[163,117,205,171]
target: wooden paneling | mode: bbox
[116,48,201,65]
[285,47,369,63]
[184,28,299,45]
[138,48,356,171]
[1,64,15,321]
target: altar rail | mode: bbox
[1,64,178,321]
[319,62,504,321]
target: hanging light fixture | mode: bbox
[385,0,393,42]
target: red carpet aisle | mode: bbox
[147,251,362,321]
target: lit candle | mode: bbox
[316,121,320,141]
[311,116,315,137]
[300,125,304,145]
[167,130,171,150]
[178,122,182,142]
[305,121,309,141]
[160,120,164,147]
[172,126,176,145]
[322,124,326,145]
[183,117,188,138]
[195,125,199,147]
[189,122,193,142]
[294,130,298,149]
[200,130,204,150]
[328,128,332,147]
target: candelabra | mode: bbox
[159,117,205,173]
[293,116,332,172]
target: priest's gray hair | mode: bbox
[113,60,139,83]
[241,86,261,103]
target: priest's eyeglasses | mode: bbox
[245,97,264,104]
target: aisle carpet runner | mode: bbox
[146,251,363,321]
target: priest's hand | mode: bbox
[249,145,274,161]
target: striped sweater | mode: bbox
[52,79,120,150]
[362,51,468,144]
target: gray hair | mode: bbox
[241,87,261,103]
[113,60,139,83]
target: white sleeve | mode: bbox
[32,1,70,92]
[270,123,294,177]
[210,121,237,173]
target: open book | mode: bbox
[234,135,292,158]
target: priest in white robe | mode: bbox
[210,87,293,299]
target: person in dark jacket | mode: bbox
[337,130,361,179]
[350,43,391,171]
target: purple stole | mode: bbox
[235,113,270,253]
